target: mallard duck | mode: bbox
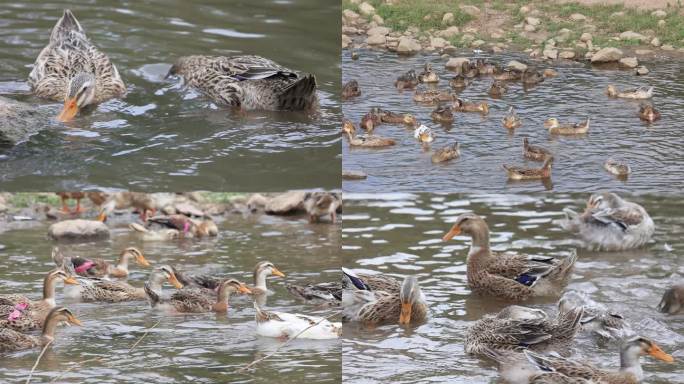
[606,85,653,99]
[0,307,81,352]
[442,213,577,301]
[638,104,660,122]
[342,80,361,99]
[460,61,479,78]
[304,192,341,223]
[286,281,341,307]
[395,69,419,90]
[418,63,439,83]
[465,305,583,355]
[556,193,655,251]
[341,269,427,325]
[360,111,382,133]
[0,269,78,332]
[98,192,156,222]
[254,302,341,339]
[380,111,418,127]
[66,265,183,302]
[53,246,149,279]
[413,89,457,104]
[453,98,489,115]
[449,75,470,90]
[343,120,396,147]
[543,69,558,78]
[523,138,552,161]
[493,69,522,81]
[503,156,553,180]
[489,81,508,98]
[657,283,683,315]
[145,214,218,238]
[475,59,499,75]
[559,290,632,341]
[432,142,460,163]
[604,158,631,177]
[431,105,454,123]
[249,261,286,295]
[545,118,590,135]
[167,55,316,111]
[414,125,435,144]
[502,107,522,130]
[146,278,250,313]
[129,222,180,241]
[522,69,544,85]
[29,10,125,122]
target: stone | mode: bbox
[372,14,384,25]
[439,26,460,38]
[342,170,367,180]
[543,69,558,77]
[651,10,667,18]
[546,39,556,47]
[491,46,503,53]
[636,65,650,76]
[526,17,541,26]
[351,51,359,60]
[559,51,576,59]
[367,26,390,36]
[619,57,638,68]
[442,12,454,25]
[265,191,307,215]
[543,48,558,59]
[430,37,447,49]
[460,5,481,17]
[529,48,541,58]
[658,20,666,27]
[520,5,531,14]
[358,2,375,17]
[490,29,505,39]
[591,47,623,62]
[341,35,351,49]
[366,34,386,45]
[441,45,458,55]
[524,24,536,32]
[507,60,528,72]
[461,34,475,44]
[396,36,421,55]
[570,13,586,21]
[661,44,675,51]
[0,203,7,213]
[471,39,485,48]
[342,10,360,23]
[610,11,625,18]
[635,49,653,55]
[619,31,647,42]
[446,57,470,71]
[585,52,594,59]
[48,219,110,241]
[580,32,592,42]
[651,37,662,47]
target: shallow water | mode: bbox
[342,193,683,383]
[342,50,684,193]
[0,212,341,383]
[0,0,341,190]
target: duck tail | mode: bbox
[278,74,317,110]
[553,306,584,341]
[50,9,85,42]
[143,282,160,307]
[552,249,578,281]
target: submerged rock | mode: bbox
[0,97,43,146]
[48,219,110,241]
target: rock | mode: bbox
[543,69,558,77]
[48,219,110,241]
[652,10,667,18]
[610,11,625,18]
[342,10,360,23]
[619,31,647,42]
[524,24,536,32]
[559,51,576,59]
[471,39,485,48]
[591,47,623,62]
[526,17,541,26]
[0,203,7,214]
[430,37,447,49]
[585,52,594,59]
[491,46,503,53]
[658,19,666,27]
[439,26,460,38]
[529,48,541,58]
[546,39,556,47]
[543,49,558,60]
[351,51,359,60]
[442,12,454,25]
[520,5,531,14]
[366,34,386,45]
[446,57,470,71]
[570,13,586,21]
[635,49,653,55]
[580,32,592,42]
[358,2,375,17]
[507,60,528,72]
[636,65,650,76]
[174,202,205,218]
[0,97,44,145]
[342,170,368,180]
[342,34,352,49]
[490,29,504,39]
[651,37,662,47]
[396,36,421,55]
[661,44,675,51]
[441,45,458,55]
[372,14,384,25]
[367,26,390,36]
[619,57,638,68]
[460,5,481,17]
[265,191,307,215]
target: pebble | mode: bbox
[442,12,454,25]
[559,51,576,59]
[580,32,592,42]
[525,16,541,26]
[636,65,649,76]
[662,44,675,51]
[651,37,662,47]
[651,10,667,18]
[570,13,586,21]
[358,2,375,17]
[619,57,638,68]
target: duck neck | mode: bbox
[619,350,643,382]
[42,274,57,307]
[115,252,130,272]
[41,314,61,343]
[213,288,232,312]
[254,270,268,291]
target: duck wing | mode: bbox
[214,55,297,81]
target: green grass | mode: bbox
[370,0,474,31]
[7,193,61,208]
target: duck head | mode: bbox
[58,72,96,122]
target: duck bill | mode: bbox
[648,344,674,363]
[442,225,461,242]
[57,98,79,122]
[238,283,252,294]
[96,210,107,222]
[398,302,413,325]
[136,254,151,267]
[271,267,285,278]
[68,314,82,326]
[64,276,80,285]
[168,274,183,289]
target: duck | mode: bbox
[29,10,126,122]
[146,278,250,314]
[304,192,341,223]
[502,107,522,130]
[0,307,81,353]
[453,98,489,115]
[380,110,418,127]
[414,125,435,144]
[418,63,439,83]
[341,268,427,325]
[465,305,583,356]
[543,69,558,78]
[493,69,522,81]
[98,192,156,222]
[343,120,396,147]
[254,302,341,339]
[606,85,653,99]
[286,280,341,307]
[167,55,317,111]
[129,222,180,241]
[342,80,361,99]
[475,59,499,75]
[66,265,183,302]
[52,246,149,279]
[250,261,286,295]
[0,269,78,332]
[545,118,590,135]
[503,156,554,180]
[522,138,552,161]
[604,158,631,177]
[449,75,470,90]
[413,89,457,104]
[395,69,419,90]
[521,69,544,85]
[432,142,460,163]
[431,105,454,123]
[559,290,633,341]
[639,104,660,122]
[555,192,655,251]
[360,111,382,133]
[460,61,479,78]
[657,283,683,315]
[442,213,577,301]
[489,81,508,98]
[146,214,218,238]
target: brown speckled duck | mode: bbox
[418,63,439,83]
[639,104,660,122]
[522,69,544,85]
[658,283,683,314]
[449,75,470,90]
[431,142,460,163]
[453,99,489,115]
[545,118,590,135]
[489,81,508,98]
[503,156,554,180]
[395,69,419,90]
[522,138,552,161]
[604,158,631,177]
[431,105,454,123]
[343,120,395,147]
[413,89,457,104]
[146,278,250,314]
[53,247,149,279]
[360,111,382,133]
[0,307,81,352]
[502,107,521,130]
[342,80,361,99]
[379,110,418,127]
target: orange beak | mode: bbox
[136,254,151,267]
[67,314,82,326]
[238,283,252,294]
[57,98,79,122]
[64,276,79,285]
[442,224,461,242]
[648,344,674,363]
[271,267,285,278]
[96,211,107,222]
[168,274,183,289]
[399,302,413,325]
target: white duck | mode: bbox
[413,124,434,144]
[254,303,340,340]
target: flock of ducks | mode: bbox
[16,9,317,124]
[341,192,680,383]
[342,56,663,181]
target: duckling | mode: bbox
[489,81,508,98]
[395,69,419,90]
[522,138,552,161]
[0,307,81,352]
[413,89,457,104]
[460,61,479,78]
[503,156,553,180]
[448,75,470,90]
[606,85,653,99]
[414,125,435,144]
[431,105,454,123]
[254,302,341,339]
[360,111,382,133]
[343,120,396,147]
[658,283,683,314]
[502,107,521,130]
[342,80,361,99]
[379,110,418,127]
[604,158,631,177]
[639,104,660,122]
[545,118,590,135]
[453,98,489,115]
[521,68,544,85]
[418,63,439,83]
[304,192,341,223]
[431,142,460,163]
